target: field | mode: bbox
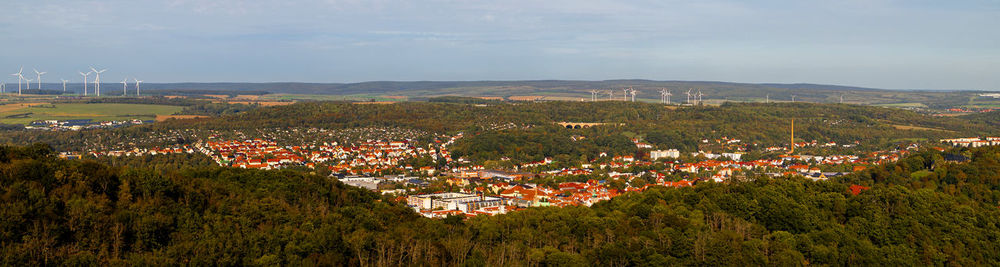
[0,103,185,125]
[874,102,929,108]
[888,124,955,133]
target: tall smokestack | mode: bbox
[790,119,795,154]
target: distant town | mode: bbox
[26,119,153,131]
[78,128,997,218]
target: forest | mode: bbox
[2,143,999,265]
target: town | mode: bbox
[80,129,994,219]
[25,119,153,131]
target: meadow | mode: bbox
[0,103,185,125]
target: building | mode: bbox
[650,149,680,160]
[407,192,504,214]
[721,152,744,161]
[339,176,379,190]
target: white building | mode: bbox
[721,152,744,161]
[407,192,504,214]
[650,149,680,160]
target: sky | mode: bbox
[1,0,998,90]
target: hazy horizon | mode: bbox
[2,0,998,90]
[8,79,998,92]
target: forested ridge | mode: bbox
[3,143,1000,266]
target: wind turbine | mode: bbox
[607,90,614,100]
[33,69,46,90]
[840,94,844,104]
[765,94,769,103]
[685,88,693,104]
[622,88,629,101]
[90,67,106,96]
[10,67,24,95]
[121,78,128,95]
[662,88,673,104]
[134,79,142,96]
[630,88,639,102]
[24,78,33,91]
[697,90,703,104]
[791,95,796,102]
[79,71,92,96]
[1,82,5,95]
[589,90,599,101]
[61,79,69,92]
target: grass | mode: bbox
[0,103,185,125]
[961,99,1000,109]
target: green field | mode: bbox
[0,103,185,125]
[962,99,1000,109]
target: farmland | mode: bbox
[0,103,184,125]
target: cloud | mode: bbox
[0,0,997,89]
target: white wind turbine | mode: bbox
[791,95,796,102]
[659,88,672,104]
[79,71,92,96]
[685,88,693,104]
[622,88,629,101]
[24,78,33,90]
[607,90,614,100]
[1,82,5,95]
[697,90,703,104]
[33,69,46,90]
[134,79,142,96]
[630,88,639,102]
[90,67,106,96]
[589,90,599,101]
[61,79,69,92]
[10,67,24,95]
[120,78,128,95]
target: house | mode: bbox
[788,164,810,172]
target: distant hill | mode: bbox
[29,80,994,108]
[133,80,891,96]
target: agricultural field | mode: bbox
[963,98,1000,108]
[0,103,184,125]
[874,102,929,108]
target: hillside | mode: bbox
[3,144,1000,265]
